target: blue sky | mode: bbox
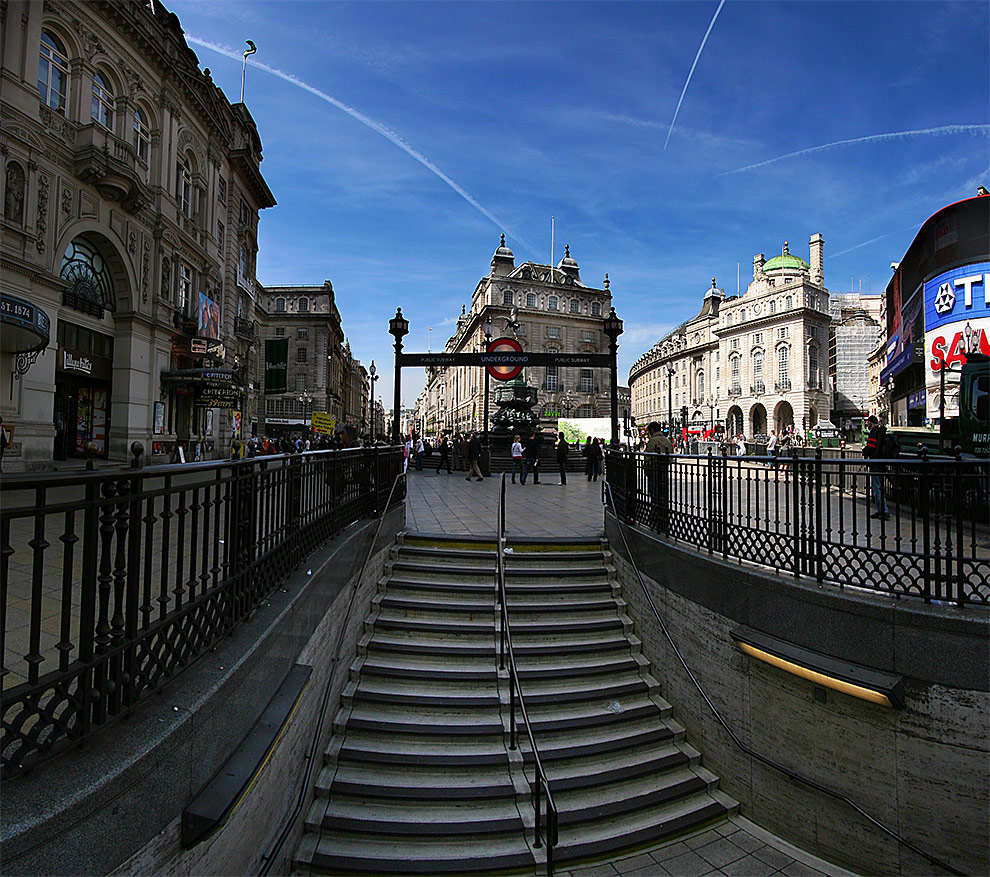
[168,0,990,408]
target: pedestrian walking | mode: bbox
[465,432,484,481]
[644,422,672,528]
[415,434,425,471]
[766,429,778,468]
[403,436,412,472]
[510,435,524,483]
[735,434,747,456]
[435,434,452,474]
[453,433,463,470]
[459,434,470,471]
[521,430,540,485]
[590,437,603,481]
[584,437,594,481]
[863,415,890,520]
[555,431,569,484]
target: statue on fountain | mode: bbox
[491,376,539,436]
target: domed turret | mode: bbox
[762,241,809,275]
[491,233,515,276]
[557,244,580,278]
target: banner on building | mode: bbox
[198,292,220,340]
[264,338,288,394]
[232,410,242,440]
[311,411,336,435]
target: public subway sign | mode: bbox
[398,351,611,368]
[925,262,990,373]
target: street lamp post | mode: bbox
[602,307,624,446]
[300,388,312,435]
[666,363,675,434]
[563,393,574,419]
[389,309,409,445]
[483,314,493,449]
[369,360,378,442]
[707,394,716,433]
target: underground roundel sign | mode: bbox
[486,337,523,381]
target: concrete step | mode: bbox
[295,828,534,874]
[540,741,696,791]
[376,592,495,616]
[513,651,643,679]
[324,762,516,800]
[387,563,494,584]
[335,735,509,767]
[359,631,496,657]
[552,787,736,864]
[500,593,623,612]
[356,654,497,682]
[521,717,681,763]
[349,678,501,708]
[523,694,671,733]
[307,795,523,835]
[335,702,504,736]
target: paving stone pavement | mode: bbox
[404,471,860,877]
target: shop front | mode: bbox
[54,344,113,460]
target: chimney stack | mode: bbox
[810,233,824,286]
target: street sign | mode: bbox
[486,337,523,380]
[311,411,336,435]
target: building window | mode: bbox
[91,72,114,128]
[60,238,117,317]
[275,298,286,312]
[777,346,789,383]
[570,299,580,313]
[517,322,526,336]
[698,371,705,399]
[217,220,224,247]
[546,326,560,339]
[548,296,558,311]
[770,300,776,314]
[580,330,594,343]
[177,157,192,217]
[133,108,150,164]
[38,30,69,114]
[730,355,740,392]
[295,374,306,392]
[299,297,309,312]
[809,325,818,339]
[275,327,285,336]
[731,338,739,350]
[240,199,249,224]
[297,347,307,363]
[178,263,192,312]
[580,368,594,393]
[297,328,308,339]
[740,308,747,322]
[545,366,560,391]
[580,405,594,418]
[786,295,793,309]
[808,345,819,387]
[526,293,536,308]
[778,327,788,339]
[502,290,512,306]
[591,301,602,316]
[753,332,762,346]
[218,177,227,203]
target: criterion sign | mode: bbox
[486,337,523,381]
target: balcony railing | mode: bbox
[751,381,766,395]
[728,386,742,398]
[605,449,989,607]
[776,379,792,392]
[0,446,405,778]
[234,316,255,339]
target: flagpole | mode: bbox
[550,216,555,284]
[240,40,257,103]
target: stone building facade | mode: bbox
[828,292,882,436]
[0,0,275,469]
[254,282,344,435]
[418,237,613,436]
[630,236,832,439]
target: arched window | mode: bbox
[91,71,114,128]
[298,297,309,312]
[548,296,558,311]
[777,346,789,385]
[275,297,286,312]
[4,162,26,225]
[502,290,512,306]
[697,371,705,399]
[770,300,776,314]
[526,293,536,308]
[569,299,580,313]
[730,355,740,393]
[133,108,150,164]
[740,308,746,322]
[808,345,819,388]
[591,301,602,316]
[38,30,69,114]
[753,350,764,391]
[785,295,793,310]
[177,155,192,217]
[60,238,116,318]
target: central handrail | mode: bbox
[600,480,963,877]
[495,473,559,874]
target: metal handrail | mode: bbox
[601,480,963,876]
[260,469,407,874]
[495,473,559,873]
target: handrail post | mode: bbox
[814,446,824,584]
[791,448,801,577]
[919,450,932,603]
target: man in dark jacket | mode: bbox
[435,434,452,474]
[465,432,483,481]
[521,431,541,485]
[862,415,890,520]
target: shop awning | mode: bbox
[1,293,51,354]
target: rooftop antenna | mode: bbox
[240,40,257,103]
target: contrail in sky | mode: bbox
[664,0,726,150]
[720,125,990,176]
[187,36,536,254]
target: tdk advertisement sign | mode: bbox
[925,262,990,376]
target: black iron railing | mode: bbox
[495,474,559,874]
[605,449,989,606]
[0,445,404,778]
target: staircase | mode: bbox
[294,533,736,874]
